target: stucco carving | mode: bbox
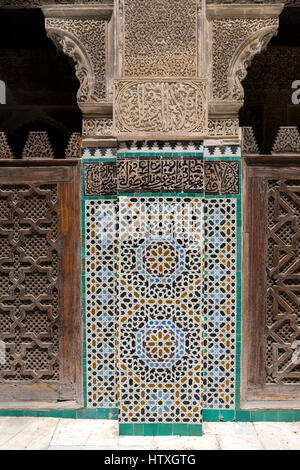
[122,0,200,77]
[38,2,284,141]
[45,18,107,102]
[207,118,239,137]
[241,127,260,154]
[210,17,279,102]
[0,132,14,159]
[272,127,300,154]
[22,131,55,159]
[83,117,114,137]
[65,132,81,159]
[114,79,207,137]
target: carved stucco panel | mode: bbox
[114,79,208,137]
[207,118,239,137]
[83,117,114,137]
[45,18,107,102]
[122,0,200,77]
[210,17,279,101]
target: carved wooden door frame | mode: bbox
[0,161,82,409]
[242,156,300,410]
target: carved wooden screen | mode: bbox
[243,163,300,408]
[0,164,81,405]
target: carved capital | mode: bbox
[44,6,112,105]
[228,24,279,102]
[208,4,283,121]
[46,27,95,103]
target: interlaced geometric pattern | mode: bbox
[0,184,59,383]
[266,180,300,384]
[118,196,204,423]
[85,199,118,407]
[203,198,237,409]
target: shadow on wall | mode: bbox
[0,7,81,157]
[240,4,300,154]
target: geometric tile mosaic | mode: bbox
[118,196,204,423]
[82,147,118,159]
[85,199,118,408]
[204,145,241,158]
[118,140,204,154]
[203,198,237,409]
[82,141,241,431]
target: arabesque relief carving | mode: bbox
[40,2,285,141]
[122,0,200,77]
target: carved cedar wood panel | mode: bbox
[243,166,300,406]
[0,185,60,382]
[0,166,81,404]
[266,180,300,385]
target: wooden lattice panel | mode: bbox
[243,165,300,407]
[266,179,300,385]
[0,184,60,383]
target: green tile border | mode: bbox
[202,409,300,422]
[204,156,241,161]
[119,423,202,436]
[117,152,204,158]
[117,192,205,197]
[0,408,118,419]
[1,408,299,422]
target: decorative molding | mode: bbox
[42,4,114,19]
[43,5,114,141]
[272,127,300,154]
[207,118,239,137]
[22,131,55,159]
[114,79,208,138]
[0,133,14,159]
[241,127,260,154]
[65,132,81,159]
[207,3,285,17]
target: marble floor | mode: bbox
[0,418,299,450]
